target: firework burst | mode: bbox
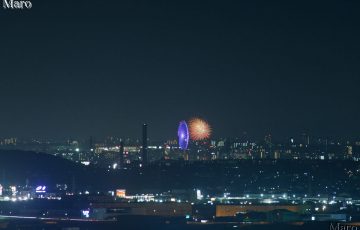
[188,117,211,141]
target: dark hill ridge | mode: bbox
[0,150,86,187]
[0,150,148,192]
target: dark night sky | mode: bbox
[0,0,359,141]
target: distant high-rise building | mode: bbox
[274,151,280,159]
[89,136,94,151]
[183,151,189,161]
[142,123,148,165]
[301,133,310,146]
[119,141,124,168]
[260,148,265,159]
[164,144,170,160]
[264,134,272,157]
[347,146,353,158]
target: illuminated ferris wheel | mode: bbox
[178,120,189,150]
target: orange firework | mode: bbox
[188,117,211,141]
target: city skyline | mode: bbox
[2,1,360,229]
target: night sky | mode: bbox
[0,1,359,141]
